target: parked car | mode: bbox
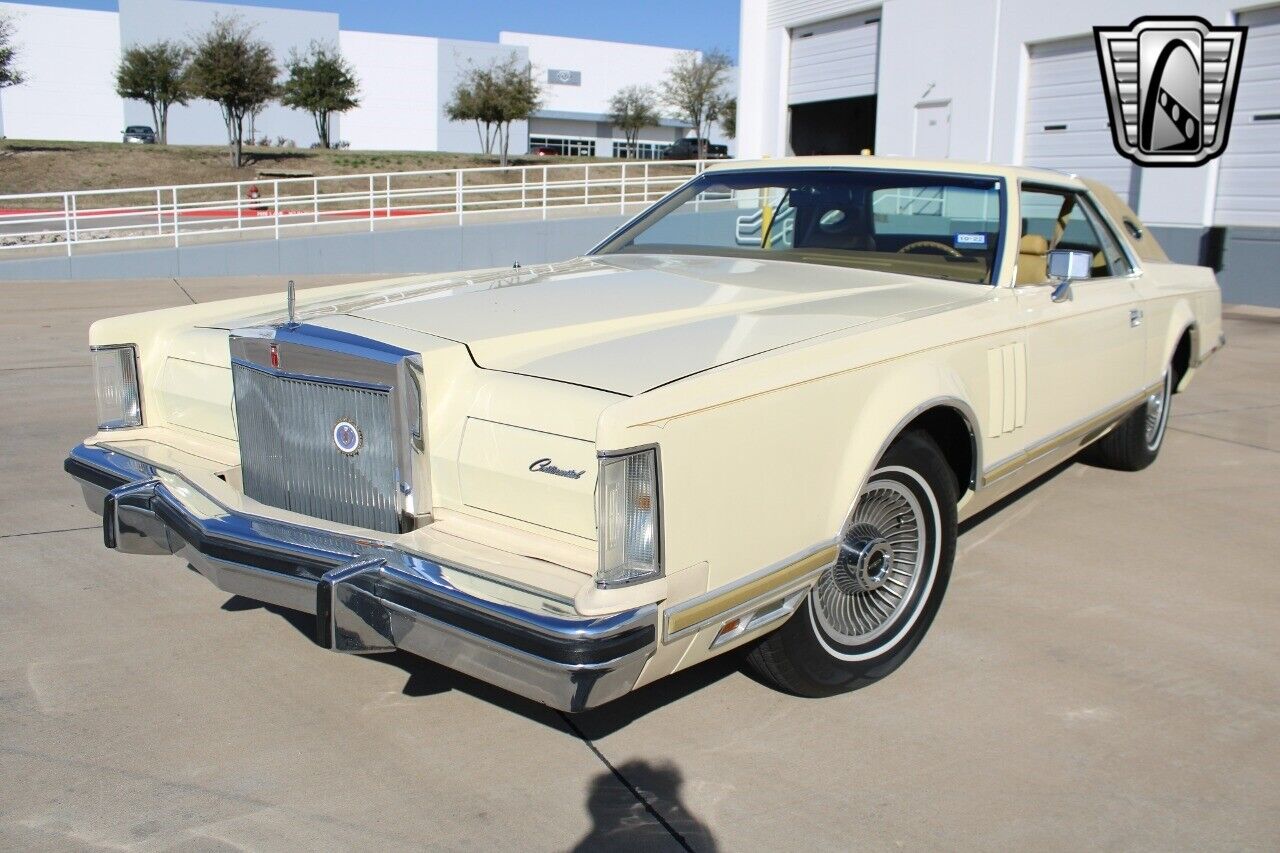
[662,137,729,159]
[66,156,1223,712]
[122,125,156,144]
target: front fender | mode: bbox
[823,362,980,535]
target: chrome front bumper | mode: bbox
[64,443,656,712]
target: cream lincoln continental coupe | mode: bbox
[66,157,1224,711]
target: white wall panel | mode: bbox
[340,31,438,151]
[0,3,122,142]
[1213,5,1280,226]
[498,32,692,123]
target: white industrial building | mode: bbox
[737,0,1279,303]
[0,0,731,157]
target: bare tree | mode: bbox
[608,85,659,158]
[281,41,359,148]
[115,40,190,144]
[660,50,732,159]
[0,14,24,90]
[188,15,279,167]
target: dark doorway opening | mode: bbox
[789,95,877,155]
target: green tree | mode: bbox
[447,52,542,167]
[660,49,732,159]
[114,40,190,144]
[0,14,25,89]
[446,70,494,156]
[188,15,279,167]
[719,96,736,140]
[281,41,359,149]
[608,85,659,158]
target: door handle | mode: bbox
[1130,309,1144,328]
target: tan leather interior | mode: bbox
[1016,234,1049,285]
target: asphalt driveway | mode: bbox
[1,276,1276,851]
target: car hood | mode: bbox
[341,254,985,395]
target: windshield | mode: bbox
[592,168,1005,284]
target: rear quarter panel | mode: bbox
[1133,261,1223,388]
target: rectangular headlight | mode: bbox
[596,447,662,588]
[91,345,142,429]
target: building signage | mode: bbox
[1094,16,1247,167]
[547,69,582,86]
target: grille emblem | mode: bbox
[333,420,362,455]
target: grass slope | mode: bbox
[0,139,605,196]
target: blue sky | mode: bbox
[18,0,741,57]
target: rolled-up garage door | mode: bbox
[787,14,880,105]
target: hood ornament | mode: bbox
[286,279,297,328]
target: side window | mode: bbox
[1019,187,1126,279]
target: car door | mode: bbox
[1013,184,1145,458]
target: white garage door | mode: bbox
[1214,5,1280,226]
[1023,37,1134,202]
[787,13,880,105]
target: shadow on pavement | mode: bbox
[572,760,718,852]
[220,594,741,735]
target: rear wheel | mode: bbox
[747,430,957,697]
[1083,369,1172,472]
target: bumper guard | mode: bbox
[65,443,656,712]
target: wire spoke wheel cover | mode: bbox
[746,433,956,696]
[811,465,940,658]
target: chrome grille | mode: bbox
[232,362,401,533]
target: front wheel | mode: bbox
[746,430,957,697]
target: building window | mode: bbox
[612,141,668,159]
[530,136,596,156]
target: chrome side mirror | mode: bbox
[1047,250,1092,302]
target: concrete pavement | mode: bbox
[1,276,1277,851]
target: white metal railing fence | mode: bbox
[0,159,712,256]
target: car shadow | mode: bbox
[219,457,1081,735]
[958,457,1076,535]
[219,594,741,736]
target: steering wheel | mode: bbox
[897,240,963,258]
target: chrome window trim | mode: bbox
[1080,191,1144,278]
